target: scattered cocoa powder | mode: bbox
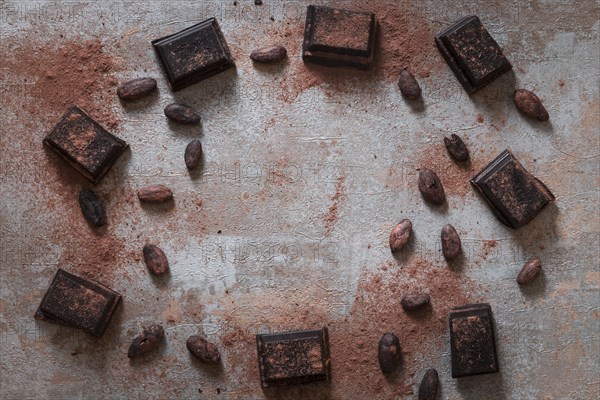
[1,38,121,130]
[481,240,498,260]
[414,141,485,197]
[323,176,345,236]
[268,1,439,102]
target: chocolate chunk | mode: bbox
[389,219,412,253]
[378,333,401,373]
[79,189,106,227]
[444,134,469,161]
[449,303,499,377]
[35,269,121,338]
[256,328,330,387]
[441,224,461,260]
[398,69,422,99]
[418,168,446,205]
[401,293,430,311]
[186,335,221,363]
[435,16,512,93]
[471,149,555,229]
[152,18,235,91]
[302,5,377,70]
[184,140,203,170]
[117,77,157,101]
[164,103,201,125]
[418,369,439,400]
[43,106,128,184]
[514,89,549,121]
[517,256,542,285]
[128,324,165,358]
[143,244,169,276]
[137,185,173,203]
[250,45,287,63]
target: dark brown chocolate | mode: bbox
[449,303,499,378]
[256,327,330,387]
[152,18,235,91]
[43,106,128,184]
[471,149,555,229]
[302,5,377,69]
[435,16,512,93]
[35,269,121,338]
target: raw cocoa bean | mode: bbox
[398,69,421,99]
[443,134,469,161]
[418,169,446,205]
[389,219,412,253]
[143,244,169,276]
[164,103,201,125]
[117,77,157,101]
[184,140,203,170]
[127,324,164,358]
[517,256,542,285]
[250,45,287,63]
[418,369,439,400]
[186,335,221,364]
[378,333,401,373]
[441,224,461,260]
[137,185,173,203]
[78,189,106,227]
[514,89,549,121]
[401,293,430,311]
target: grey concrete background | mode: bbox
[0,1,599,399]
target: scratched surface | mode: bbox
[0,1,599,399]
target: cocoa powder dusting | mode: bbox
[269,1,439,102]
[323,176,345,236]
[1,38,121,130]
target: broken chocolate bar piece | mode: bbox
[302,5,377,70]
[256,327,330,387]
[35,269,121,338]
[152,18,235,91]
[435,16,512,93]
[43,106,128,184]
[449,303,499,378]
[471,149,555,229]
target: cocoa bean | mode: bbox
[186,335,221,364]
[143,244,169,276]
[78,189,106,227]
[398,69,421,99]
[250,45,287,63]
[517,256,542,285]
[441,224,461,260]
[127,324,164,358]
[401,293,430,311]
[137,185,173,203]
[389,219,412,253]
[184,140,203,170]
[514,89,549,121]
[164,103,201,125]
[444,134,469,161]
[117,77,157,101]
[378,333,401,373]
[418,169,446,205]
[418,369,439,400]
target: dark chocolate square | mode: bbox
[471,149,555,229]
[449,303,499,378]
[152,18,235,91]
[35,269,121,338]
[256,327,330,387]
[435,16,512,93]
[43,106,128,184]
[302,5,377,69]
